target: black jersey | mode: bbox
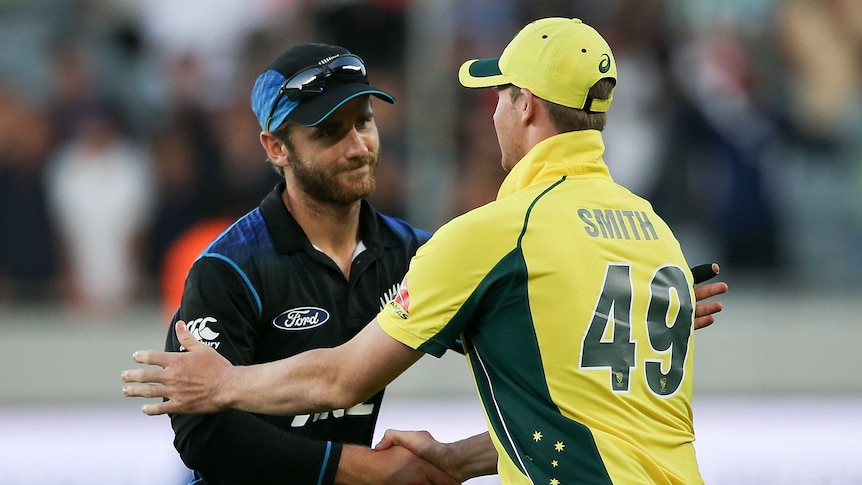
[166,182,431,485]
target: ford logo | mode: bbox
[273,307,330,331]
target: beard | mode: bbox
[287,150,379,205]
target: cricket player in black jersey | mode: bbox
[164,43,459,485]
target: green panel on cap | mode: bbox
[468,58,502,77]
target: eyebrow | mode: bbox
[312,119,344,133]
[311,99,375,133]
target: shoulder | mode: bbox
[186,208,281,289]
[377,212,433,246]
[203,208,274,261]
[414,200,527,263]
[443,197,526,236]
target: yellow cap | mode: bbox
[459,18,617,112]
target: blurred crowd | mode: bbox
[0,0,860,315]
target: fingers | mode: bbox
[375,435,394,451]
[392,443,458,485]
[121,382,183,416]
[141,400,174,416]
[693,291,724,330]
[693,280,726,331]
[694,301,723,330]
[376,429,432,451]
[375,429,407,451]
[121,367,166,385]
[129,349,172,368]
[694,281,728,302]
[128,321,197,367]
[122,355,173,407]
[122,382,167,399]
[121,320,218,417]
[377,429,435,454]
[175,320,198,349]
[691,262,720,284]
[694,300,723,318]
[694,315,715,330]
[121,381,174,416]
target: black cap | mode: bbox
[250,43,395,130]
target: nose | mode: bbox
[342,127,371,159]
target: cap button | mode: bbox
[571,18,583,24]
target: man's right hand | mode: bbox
[122,320,234,415]
[376,430,499,482]
[336,444,459,485]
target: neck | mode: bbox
[282,187,361,278]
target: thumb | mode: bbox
[375,429,434,451]
[374,430,395,450]
[176,320,200,350]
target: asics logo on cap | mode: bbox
[599,54,612,73]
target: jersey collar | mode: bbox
[260,181,396,255]
[496,130,612,200]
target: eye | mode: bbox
[316,128,338,139]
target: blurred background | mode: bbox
[0,0,860,483]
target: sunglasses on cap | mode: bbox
[264,54,368,131]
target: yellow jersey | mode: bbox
[378,130,703,485]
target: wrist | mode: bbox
[445,442,471,482]
[215,364,243,411]
[334,445,373,485]
[448,432,497,480]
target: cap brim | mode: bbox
[287,83,395,127]
[459,58,508,88]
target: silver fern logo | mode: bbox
[379,283,400,311]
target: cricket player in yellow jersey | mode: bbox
[376,18,703,484]
[124,17,728,485]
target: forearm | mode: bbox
[220,321,421,416]
[126,319,420,417]
[173,410,342,484]
[221,347,363,416]
[446,432,498,481]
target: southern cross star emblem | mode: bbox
[530,430,567,483]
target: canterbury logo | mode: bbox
[184,317,221,350]
[599,53,612,73]
[318,55,339,65]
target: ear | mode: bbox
[260,131,290,172]
[519,88,536,126]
